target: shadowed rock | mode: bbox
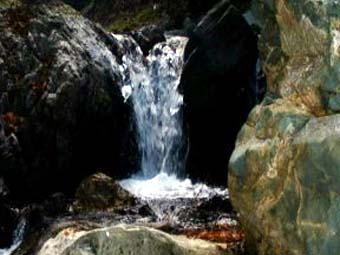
[0,1,137,202]
[181,0,258,186]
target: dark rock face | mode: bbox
[130,24,166,55]
[180,0,259,186]
[0,1,137,202]
[0,203,17,248]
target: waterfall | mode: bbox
[115,34,188,178]
[115,34,228,201]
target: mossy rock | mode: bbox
[107,6,162,33]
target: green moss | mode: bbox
[106,6,162,33]
[0,0,19,8]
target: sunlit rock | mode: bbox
[229,0,340,254]
[37,225,227,255]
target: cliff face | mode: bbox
[229,0,340,254]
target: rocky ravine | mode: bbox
[229,0,340,254]
[0,1,245,253]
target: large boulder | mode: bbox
[0,1,137,201]
[229,0,340,254]
[181,0,259,185]
[37,225,227,255]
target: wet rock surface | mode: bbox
[7,172,243,254]
[229,0,340,254]
[130,24,166,55]
[10,195,243,255]
[0,1,137,202]
[146,196,244,252]
[181,0,259,186]
[74,173,136,212]
[10,182,241,254]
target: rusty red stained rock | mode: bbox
[179,226,245,243]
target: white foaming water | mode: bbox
[115,34,187,178]
[120,172,228,200]
[114,34,228,201]
[0,218,26,255]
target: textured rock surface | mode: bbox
[229,0,340,254]
[74,173,136,212]
[130,24,166,55]
[181,0,258,185]
[37,225,227,255]
[0,1,137,201]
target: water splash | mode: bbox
[114,34,229,213]
[0,218,26,255]
[115,34,188,178]
[120,172,228,200]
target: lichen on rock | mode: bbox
[229,0,340,254]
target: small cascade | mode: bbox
[0,218,26,255]
[115,34,187,178]
[112,33,229,224]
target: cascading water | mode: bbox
[117,35,187,178]
[115,34,227,202]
